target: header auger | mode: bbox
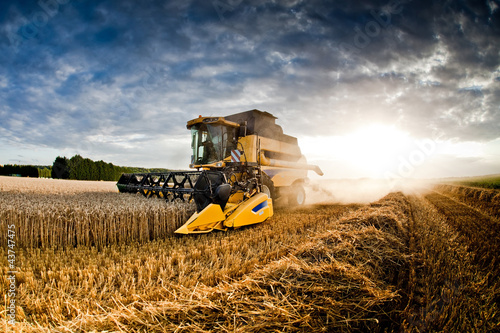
[117,109,323,234]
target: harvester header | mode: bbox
[117,109,322,234]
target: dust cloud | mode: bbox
[305,178,432,205]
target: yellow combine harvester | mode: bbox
[117,109,323,234]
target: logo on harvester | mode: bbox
[231,149,241,163]
[252,200,268,215]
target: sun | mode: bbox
[341,124,411,174]
[301,124,412,178]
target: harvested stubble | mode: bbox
[433,183,500,220]
[0,203,355,330]
[402,193,500,332]
[1,192,411,332]
[425,190,500,277]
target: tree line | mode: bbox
[0,165,51,178]
[0,155,169,181]
[51,155,170,181]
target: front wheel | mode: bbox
[261,172,275,201]
[288,184,306,206]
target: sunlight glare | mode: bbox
[301,124,412,178]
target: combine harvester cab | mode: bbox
[117,109,323,234]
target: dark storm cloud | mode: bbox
[0,0,499,166]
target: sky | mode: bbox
[0,0,499,179]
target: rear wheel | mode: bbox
[288,183,306,206]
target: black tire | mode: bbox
[261,172,275,201]
[288,183,306,206]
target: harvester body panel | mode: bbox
[224,193,273,228]
[175,192,273,234]
[174,203,226,234]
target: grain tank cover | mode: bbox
[225,109,298,145]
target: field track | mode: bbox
[403,187,499,332]
[425,190,500,275]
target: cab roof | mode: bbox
[186,116,240,129]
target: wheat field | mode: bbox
[0,176,194,249]
[1,176,499,332]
